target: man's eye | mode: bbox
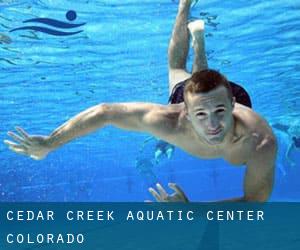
[196,112,206,116]
[216,109,225,114]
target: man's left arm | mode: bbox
[241,135,277,202]
[216,134,277,202]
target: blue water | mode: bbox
[0,0,299,201]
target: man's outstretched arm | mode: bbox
[4,103,177,160]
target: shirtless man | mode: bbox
[4,0,277,202]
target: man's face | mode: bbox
[185,86,234,145]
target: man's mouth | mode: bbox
[207,127,222,135]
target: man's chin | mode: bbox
[205,134,224,145]
[206,139,222,145]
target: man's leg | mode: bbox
[188,20,208,73]
[168,0,192,95]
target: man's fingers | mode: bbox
[4,140,23,148]
[156,183,168,199]
[4,140,27,153]
[8,146,27,155]
[148,188,161,202]
[4,140,27,150]
[168,183,186,198]
[12,148,26,154]
[4,139,16,147]
[9,144,26,151]
[15,127,30,140]
[7,131,28,145]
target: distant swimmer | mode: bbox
[154,140,175,164]
[4,0,277,202]
[138,136,174,164]
[135,158,158,187]
[135,137,162,186]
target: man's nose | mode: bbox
[208,116,219,129]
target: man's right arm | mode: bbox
[5,103,178,159]
[48,102,176,147]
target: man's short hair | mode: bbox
[183,69,233,105]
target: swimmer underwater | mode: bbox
[4,0,277,202]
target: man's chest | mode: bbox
[177,134,253,165]
[223,136,254,166]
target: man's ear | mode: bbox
[186,113,191,121]
[231,97,236,108]
[184,105,190,120]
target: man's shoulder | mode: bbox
[142,103,188,144]
[150,103,183,118]
[146,103,185,130]
[234,104,269,130]
[233,103,275,145]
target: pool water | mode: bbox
[0,0,299,201]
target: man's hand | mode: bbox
[4,127,51,160]
[148,183,189,202]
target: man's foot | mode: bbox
[178,0,199,8]
[166,147,174,159]
[179,0,192,8]
[154,149,163,164]
[187,20,205,47]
